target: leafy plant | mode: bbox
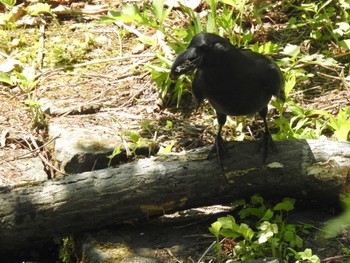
[107,145,122,167]
[273,101,328,140]
[322,194,350,238]
[326,107,350,141]
[59,236,78,263]
[24,99,47,129]
[0,0,15,9]
[107,119,176,165]
[288,0,345,46]
[209,195,316,261]
[289,248,320,263]
[12,66,38,94]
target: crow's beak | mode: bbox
[170,48,202,80]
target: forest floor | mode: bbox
[1,0,350,262]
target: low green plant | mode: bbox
[322,194,350,238]
[287,0,347,48]
[24,99,47,129]
[0,0,15,9]
[289,248,320,263]
[0,71,13,85]
[59,236,78,263]
[107,119,176,165]
[107,145,122,167]
[273,101,328,140]
[326,107,350,141]
[12,66,38,94]
[209,195,316,261]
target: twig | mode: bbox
[35,53,156,80]
[114,29,123,57]
[52,4,108,16]
[333,51,350,59]
[317,71,343,81]
[197,241,216,263]
[27,134,69,178]
[164,248,183,263]
[0,51,9,58]
[0,134,60,163]
[37,22,45,70]
[116,22,146,40]
[321,254,350,262]
[119,78,151,107]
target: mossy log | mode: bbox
[1,139,350,255]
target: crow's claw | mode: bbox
[207,135,226,169]
[258,131,277,163]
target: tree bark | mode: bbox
[1,139,350,255]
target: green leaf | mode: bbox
[337,22,350,32]
[128,131,140,143]
[102,4,144,24]
[239,207,265,219]
[231,198,246,207]
[0,0,16,8]
[294,234,303,248]
[26,3,52,16]
[251,194,264,205]
[284,229,295,242]
[107,145,122,161]
[273,198,295,211]
[218,215,236,229]
[151,0,166,23]
[282,44,300,57]
[209,221,222,237]
[328,108,350,141]
[340,39,350,50]
[166,120,173,129]
[239,223,255,241]
[206,12,216,33]
[24,99,40,108]
[0,71,13,85]
[257,221,278,243]
[261,209,274,221]
[284,75,296,97]
[297,248,320,263]
[220,0,238,7]
[310,31,322,40]
[157,143,173,155]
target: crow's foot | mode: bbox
[258,132,277,163]
[207,135,226,169]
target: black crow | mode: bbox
[170,32,285,165]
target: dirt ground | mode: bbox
[1,0,350,262]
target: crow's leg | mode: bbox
[258,107,277,163]
[208,113,227,167]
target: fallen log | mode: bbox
[1,139,350,255]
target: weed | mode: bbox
[107,145,122,167]
[59,236,78,263]
[289,248,320,263]
[0,0,15,9]
[209,195,318,261]
[326,107,350,141]
[24,99,47,129]
[107,119,174,166]
[288,0,347,48]
[322,194,350,239]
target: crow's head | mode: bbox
[170,33,231,79]
[170,46,203,79]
